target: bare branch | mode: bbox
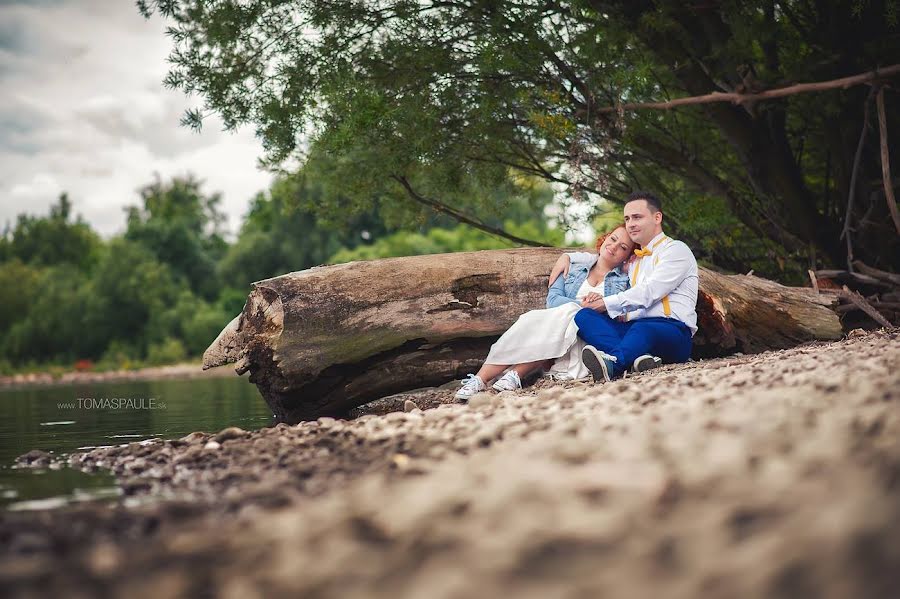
[390,175,549,247]
[841,90,874,271]
[875,87,900,235]
[594,64,900,113]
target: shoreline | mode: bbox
[2,330,898,597]
[0,362,241,390]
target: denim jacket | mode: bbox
[546,253,630,309]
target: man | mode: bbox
[573,191,698,382]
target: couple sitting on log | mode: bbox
[456,191,699,399]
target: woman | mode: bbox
[455,226,636,399]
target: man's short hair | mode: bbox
[626,191,662,214]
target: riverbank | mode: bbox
[2,329,899,597]
[0,361,240,390]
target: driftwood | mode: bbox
[204,248,843,423]
[814,269,891,289]
[853,261,900,287]
[839,286,894,328]
[814,261,900,327]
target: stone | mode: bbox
[179,432,208,444]
[16,449,51,466]
[468,392,495,410]
[214,426,248,443]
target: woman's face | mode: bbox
[599,227,634,265]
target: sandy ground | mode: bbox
[2,330,899,598]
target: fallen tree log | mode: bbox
[204,248,843,423]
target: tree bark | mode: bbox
[204,249,842,423]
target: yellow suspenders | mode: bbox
[661,294,672,317]
[630,236,672,318]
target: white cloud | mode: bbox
[0,0,273,237]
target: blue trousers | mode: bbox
[574,310,692,377]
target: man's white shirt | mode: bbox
[567,231,699,335]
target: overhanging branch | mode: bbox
[595,64,900,113]
[390,175,549,247]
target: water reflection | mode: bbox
[0,374,273,508]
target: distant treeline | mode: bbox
[0,174,561,373]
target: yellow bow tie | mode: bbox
[634,248,652,257]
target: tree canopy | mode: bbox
[0,171,556,371]
[138,0,900,277]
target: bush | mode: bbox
[329,221,565,263]
[146,337,187,366]
[182,304,232,356]
[216,287,248,317]
[97,339,143,371]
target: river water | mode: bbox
[0,375,273,510]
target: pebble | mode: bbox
[5,332,897,599]
[15,449,51,465]
[180,432,207,444]
[467,392,495,410]
[214,427,247,443]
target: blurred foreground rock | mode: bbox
[4,331,897,598]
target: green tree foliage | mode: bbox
[220,171,558,287]
[77,238,183,358]
[125,175,228,300]
[139,0,900,279]
[1,194,101,271]
[0,260,43,337]
[2,265,86,364]
[149,288,231,356]
[218,176,387,291]
[0,169,557,369]
[330,221,565,263]
[0,190,232,367]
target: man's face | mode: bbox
[623,199,662,246]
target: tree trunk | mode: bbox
[204,249,842,423]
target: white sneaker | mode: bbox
[492,370,522,392]
[632,354,662,373]
[455,374,486,400]
[581,345,617,383]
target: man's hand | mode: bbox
[548,254,571,288]
[580,293,607,312]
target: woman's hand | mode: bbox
[548,254,571,288]
[580,294,607,312]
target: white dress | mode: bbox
[484,279,605,381]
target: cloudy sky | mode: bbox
[0,0,274,238]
